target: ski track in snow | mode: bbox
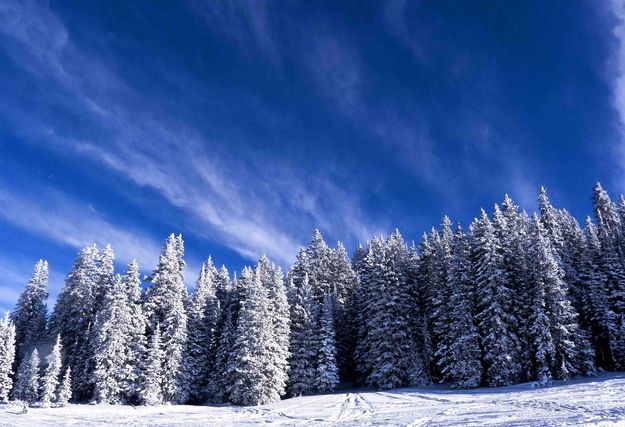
[3,372,625,426]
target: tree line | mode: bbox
[0,183,624,407]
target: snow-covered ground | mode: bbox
[2,372,625,426]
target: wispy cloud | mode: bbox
[187,0,279,63]
[0,0,379,266]
[607,0,625,188]
[0,186,162,269]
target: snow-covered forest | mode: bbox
[1,183,625,408]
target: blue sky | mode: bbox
[2,0,625,311]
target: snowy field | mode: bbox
[2,372,625,426]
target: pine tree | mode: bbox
[56,366,72,407]
[287,274,318,396]
[581,217,616,369]
[0,312,16,401]
[329,242,358,380]
[12,259,48,368]
[141,325,163,406]
[437,226,482,388]
[13,348,40,405]
[40,334,63,407]
[472,209,521,386]
[228,267,280,405]
[120,260,147,403]
[91,274,133,404]
[356,232,426,389]
[49,244,100,401]
[185,259,220,403]
[143,234,189,404]
[256,257,290,401]
[431,217,453,377]
[209,273,239,403]
[315,293,339,393]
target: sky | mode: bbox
[2,0,625,312]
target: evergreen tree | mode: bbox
[49,244,100,401]
[141,325,163,406]
[91,274,133,404]
[209,273,239,403]
[40,334,63,408]
[120,260,147,403]
[437,226,482,388]
[287,274,318,396]
[228,267,281,405]
[256,257,290,401]
[472,210,521,386]
[315,293,339,393]
[12,259,48,368]
[356,232,426,389]
[143,234,189,404]
[0,312,16,401]
[185,259,220,403]
[581,217,616,368]
[13,348,40,404]
[56,366,72,407]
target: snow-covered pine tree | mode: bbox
[329,242,358,380]
[595,217,625,368]
[184,259,220,403]
[430,217,453,377]
[592,183,621,236]
[315,293,339,393]
[526,218,557,385]
[437,225,482,388]
[471,209,521,387]
[209,272,238,403]
[256,256,290,401]
[143,234,189,404]
[91,274,134,404]
[120,260,147,404]
[528,215,594,380]
[356,231,426,389]
[228,267,271,405]
[499,197,534,381]
[40,334,63,407]
[141,324,163,406]
[95,245,115,315]
[56,365,72,407]
[0,312,16,401]
[12,259,48,368]
[287,274,318,396]
[581,217,616,369]
[49,244,100,401]
[13,348,40,404]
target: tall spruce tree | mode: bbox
[143,234,189,404]
[437,225,482,388]
[0,312,16,401]
[13,348,40,404]
[315,293,339,393]
[12,259,48,368]
[287,274,318,396]
[91,274,134,404]
[228,267,277,405]
[49,244,100,401]
[120,260,147,403]
[185,259,220,403]
[40,334,63,407]
[472,209,521,386]
[140,324,163,406]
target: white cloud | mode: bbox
[0,187,162,270]
[0,0,382,266]
[607,0,625,187]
